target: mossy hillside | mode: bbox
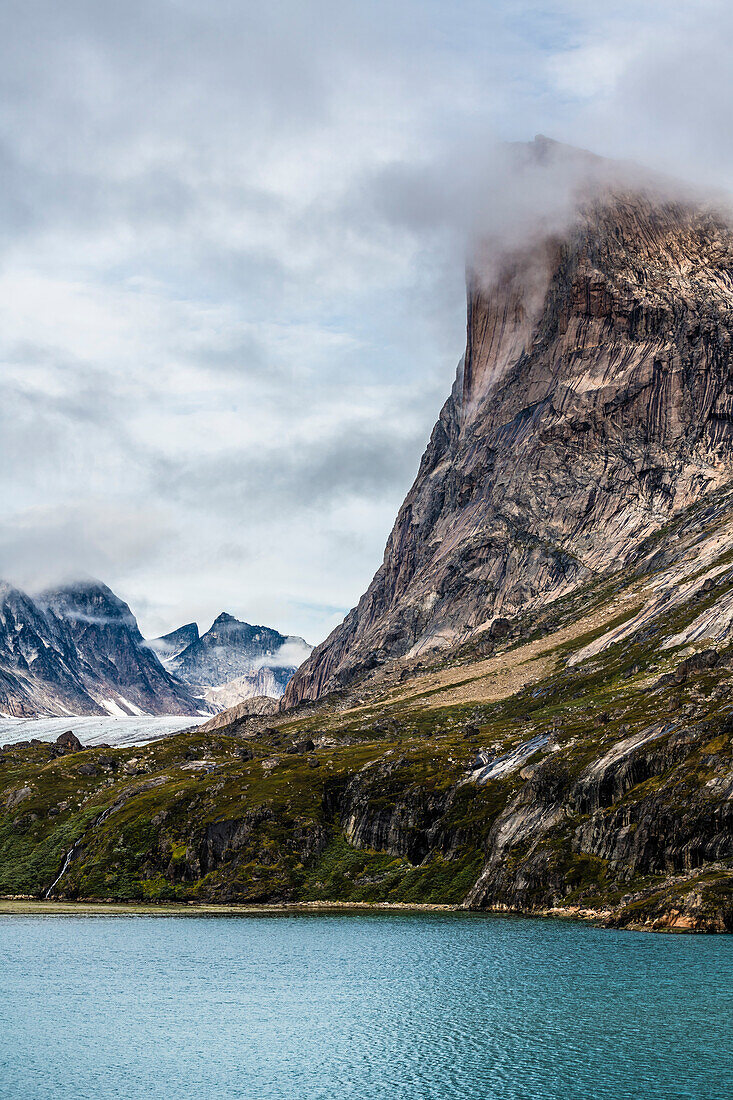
[1,540,732,925]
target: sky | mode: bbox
[2,0,733,642]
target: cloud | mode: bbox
[253,639,314,671]
[2,1,733,642]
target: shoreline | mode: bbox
[0,898,458,917]
[0,896,725,932]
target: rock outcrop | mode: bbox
[146,623,200,662]
[285,143,733,706]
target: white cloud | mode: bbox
[2,1,733,642]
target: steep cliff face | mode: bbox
[4,482,733,928]
[0,580,206,717]
[147,623,200,662]
[285,174,733,706]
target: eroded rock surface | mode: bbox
[286,156,733,706]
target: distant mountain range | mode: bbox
[149,612,312,705]
[0,580,203,718]
[0,580,311,718]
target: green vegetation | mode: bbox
[2,513,733,930]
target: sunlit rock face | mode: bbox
[286,164,733,706]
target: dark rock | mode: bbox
[674,650,719,684]
[489,618,510,640]
[55,730,83,753]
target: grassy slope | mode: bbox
[2,503,733,930]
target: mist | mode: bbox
[2,1,733,641]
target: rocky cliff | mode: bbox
[2,144,733,931]
[0,580,206,717]
[285,149,733,706]
[167,612,311,700]
[3,435,733,928]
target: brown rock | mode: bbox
[55,730,83,753]
[284,147,733,707]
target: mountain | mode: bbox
[0,581,92,717]
[0,580,207,718]
[146,623,200,662]
[3,146,732,929]
[162,612,312,700]
[204,668,294,709]
[285,141,733,706]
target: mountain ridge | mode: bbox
[2,152,733,929]
[0,581,312,717]
[164,613,311,700]
[284,167,733,707]
[0,579,205,717]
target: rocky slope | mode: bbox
[203,669,293,709]
[0,581,207,718]
[2,482,733,929]
[285,142,733,706]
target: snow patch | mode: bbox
[117,695,147,717]
[101,698,130,717]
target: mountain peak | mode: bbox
[284,181,733,706]
[147,622,200,663]
[167,611,311,694]
[211,612,240,626]
[0,579,207,717]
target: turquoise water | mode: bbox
[0,913,731,1099]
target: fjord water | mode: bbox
[0,914,730,1100]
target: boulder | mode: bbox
[489,618,511,640]
[55,730,83,753]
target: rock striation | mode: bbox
[285,143,733,706]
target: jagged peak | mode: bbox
[211,612,240,627]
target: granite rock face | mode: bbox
[285,173,733,706]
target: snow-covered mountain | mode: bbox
[152,612,312,701]
[0,577,312,718]
[0,580,209,718]
[146,622,199,662]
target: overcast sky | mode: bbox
[2,0,733,641]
